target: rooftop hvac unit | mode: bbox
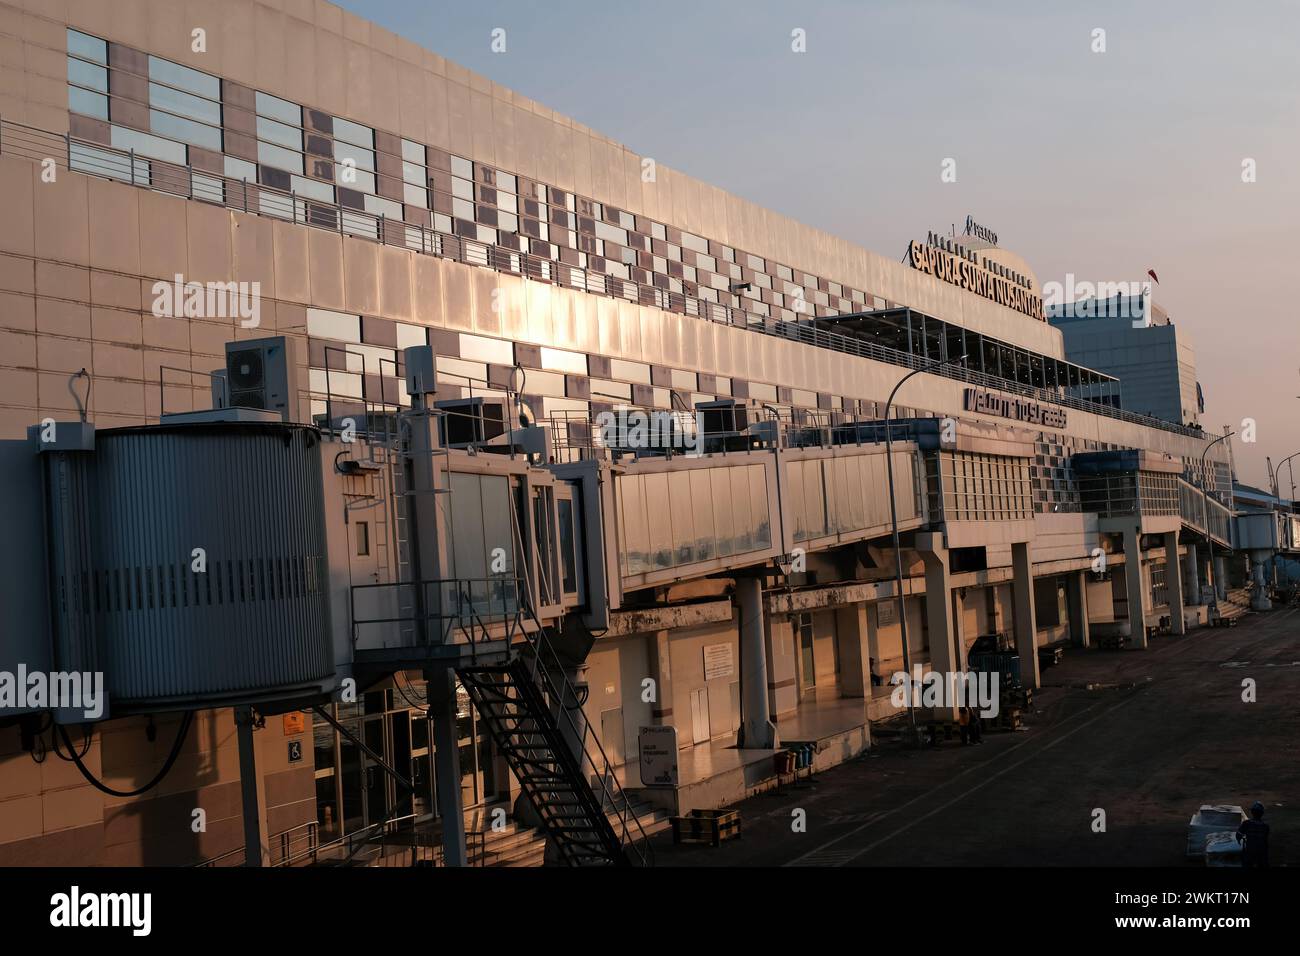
[436,397,508,447]
[696,399,751,435]
[225,336,303,422]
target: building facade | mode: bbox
[0,0,1253,867]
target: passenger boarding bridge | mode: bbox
[0,334,1279,868]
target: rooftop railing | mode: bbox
[1,116,1203,441]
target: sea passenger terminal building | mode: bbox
[0,0,1240,866]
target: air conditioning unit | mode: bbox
[435,397,508,447]
[696,399,751,435]
[225,336,303,422]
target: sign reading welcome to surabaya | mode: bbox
[964,387,1067,429]
[908,239,1044,321]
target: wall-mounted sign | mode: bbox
[908,238,1043,321]
[638,725,679,787]
[287,740,303,763]
[876,601,897,626]
[964,387,1067,429]
[282,713,305,736]
[703,643,735,681]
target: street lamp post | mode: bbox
[884,353,966,745]
[1200,431,1236,606]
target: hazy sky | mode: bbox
[335,0,1299,489]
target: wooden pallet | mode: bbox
[671,809,742,847]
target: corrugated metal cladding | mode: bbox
[76,423,334,707]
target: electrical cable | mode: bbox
[57,711,193,798]
[50,722,92,761]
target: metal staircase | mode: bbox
[456,599,653,867]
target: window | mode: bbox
[333,116,374,148]
[150,109,222,151]
[401,138,425,164]
[67,57,107,92]
[333,139,374,171]
[255,91,301,126]
[355,521,370,556]
[68,86,108,120]
[67,29,106,64]
[256,115,302,150]
[148,56,220,100]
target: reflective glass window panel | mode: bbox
[67,29,106,64]
[333,139,374,171]
[401,160,425,185]
[257,141,303,175]
[338,166,376,193]
[290,174,334,202]
[256,114,302,150]
[68,86,108,120]
[150,109,221,151]
[110,124,186,163]
[333,116,374,148]
[364,193,403,220]
[224,155,257,181]
[149,82,221,125]
[403,183,428,208]
[67,57,107,92]
[148,56,219,100]
[401,139,425,164]
[255,91,301,125]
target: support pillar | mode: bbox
[1122,527,1149,649]
[1214,555,1227,601]
[645,630,675,726]
[833,603,871,698]
[1011,542,1041,689]
[737,576,777,749]
[1249,552,1272,611]
[1183,543,1202,606]
[1066,570,1091,649]
[427,666,467,867]
[235,706,264,867]
[1165,533,1186,635]
[917,532,959,717]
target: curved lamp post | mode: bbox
[885,353,967,744]
[1200,430,1235,605]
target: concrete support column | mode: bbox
[1214,555,1227,601]
[1165,533,1186,635]
[916,532,959,717]
[645,629,674,727]
[1183,543,1201,606]
[737,576,777,749]
[1066,570,1091,649]
[426,666,467,867]
[1011,541,1041,689]
[1122,527,1149,649]
[833,603,871,698]
[235,706,264,867]
[1249,552,1273,611]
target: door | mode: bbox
[600,707,625,766]
[690,687,711,745]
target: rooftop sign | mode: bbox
[908,236,1043,321]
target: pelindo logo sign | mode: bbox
[964,388,1067,429]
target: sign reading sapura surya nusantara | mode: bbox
[908,238,1044,321]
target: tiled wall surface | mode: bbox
[1,0,1064,357]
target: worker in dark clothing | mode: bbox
[1236,801,1270,868]
[958,706,971,745]
[968,705,983,744]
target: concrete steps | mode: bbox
[482,800,672,867]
